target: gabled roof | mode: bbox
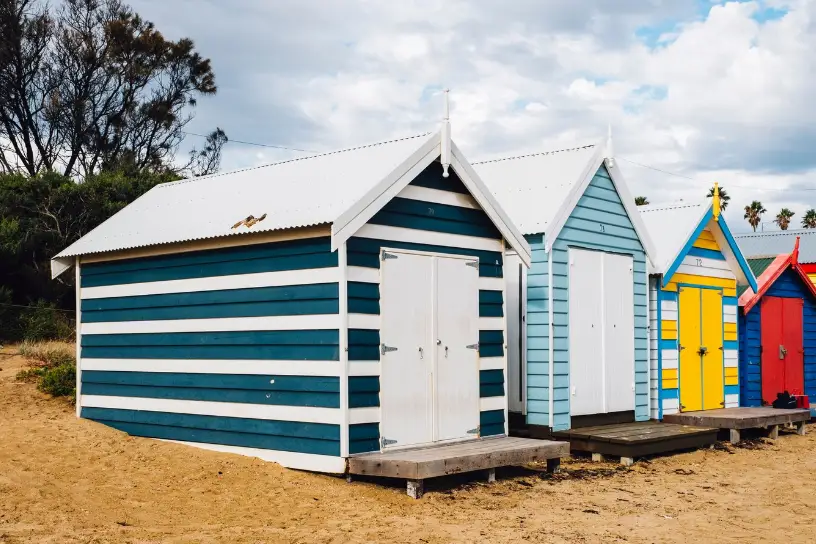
[638,200,758,291]
[735,228,816,263]
[52,130,532,277]
[738,239,816,312]
[472,141,657,262]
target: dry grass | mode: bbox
[15,341,76,400]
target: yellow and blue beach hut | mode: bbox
[639,188,757,417]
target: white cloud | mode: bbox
[130,0,816,232]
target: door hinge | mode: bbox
[381,250,398,261]
[380,437,397,448]
[467,426,480,435]
[465,260,479,269]
[466,343,479,350]
[380,343,398,355]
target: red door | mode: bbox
[760,297,805,404]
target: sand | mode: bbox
[1,345,815,543]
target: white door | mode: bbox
[435,256,480,441]
[602,253,635,413]
[568,248,605,416]
[506,253,526,413]
[379,251,434,448]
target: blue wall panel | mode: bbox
[524,165,649,430]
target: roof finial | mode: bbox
[712,182,721,222]
[605,124,614,168]
[440,88,451,178]
[793,236,800,265]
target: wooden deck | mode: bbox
[552,421,718,465]
[663,407,810,444]
[347,436,569,498]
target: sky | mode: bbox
[130,0,816,233]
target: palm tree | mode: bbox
[802,209,816,229]
[744,201,767,232]
[775,208,795,231]
[707,185,730,210]
[635,196,649,206]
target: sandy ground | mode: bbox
[1,346,815,543]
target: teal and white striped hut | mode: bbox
[52,113,531,474]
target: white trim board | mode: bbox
[81,395,344,425]
[81,267,339,300]
[161,440,346,473]
[81,314,340,335]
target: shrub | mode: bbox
[18,301,74,342]
[16,341,76,402]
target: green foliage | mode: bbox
[802,209,816,229]
[775,208,795,231]
[16,341,77,401]
[634,196,649,206]
[707,185,730,210]
[0,169,175,341]
[744,201,767,232]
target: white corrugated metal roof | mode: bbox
[472,144,599,235]
[55,133,433,259]
[638,201,709,274]
[735,228,816,263]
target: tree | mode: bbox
[744,200,766,232]
[802,209,816,229]
[775,208,795,231]
[707,185,730,210]
[635,196,649,206]
[0,0,224,179]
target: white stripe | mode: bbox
[480,276,504,291]
[661,351,678,369]
[661,300,678,313]
[349,362,379,376]
[661,310,678,322]
[348,314,379,329]
[724,305,737,317]
[80,358,343,376]
[162,440,346,473]
[355,224,503,253]
[347,266,379,284]
[724,350,738,367]
[479,317,504,330]
[662,398,679,411]
[397,184,480,210]
[81,395,342,424]
[675,263,736,280]
[348,407,380,424]
[82,267,338,300]
[724,312,737,324]
[480,396,505,412]
[81,314,339,335]
[725,394,739,408]
[479,357,505,371]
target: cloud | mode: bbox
[129,0,816,232]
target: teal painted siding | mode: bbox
[346,158,506,453]
[79,237,345,458]
[525,165,649,431]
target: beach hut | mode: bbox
[738,238,816,415]
[638,193,757,418]
[473,132,658,433]
[735,229,816,287]
[50,109,535,475]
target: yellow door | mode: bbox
[701,288,724,409]
[678,287,702,411]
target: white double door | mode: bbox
[568,248,635,416]
[379,249,481,449]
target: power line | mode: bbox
[181,131,319,154]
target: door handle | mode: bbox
[779,345,787,359]
[445,346,449,358]
[418,346,424,359]
[697,346,708,357]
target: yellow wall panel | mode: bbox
[669,273,736,296]
[662,368,678,381]
[663,379,679,390]
[661,320,678,340]
[692,238,720,251]
[724,322,737,334]
[725,367,738,386]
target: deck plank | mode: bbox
[664,408,810,430]
[347,437,569,479]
